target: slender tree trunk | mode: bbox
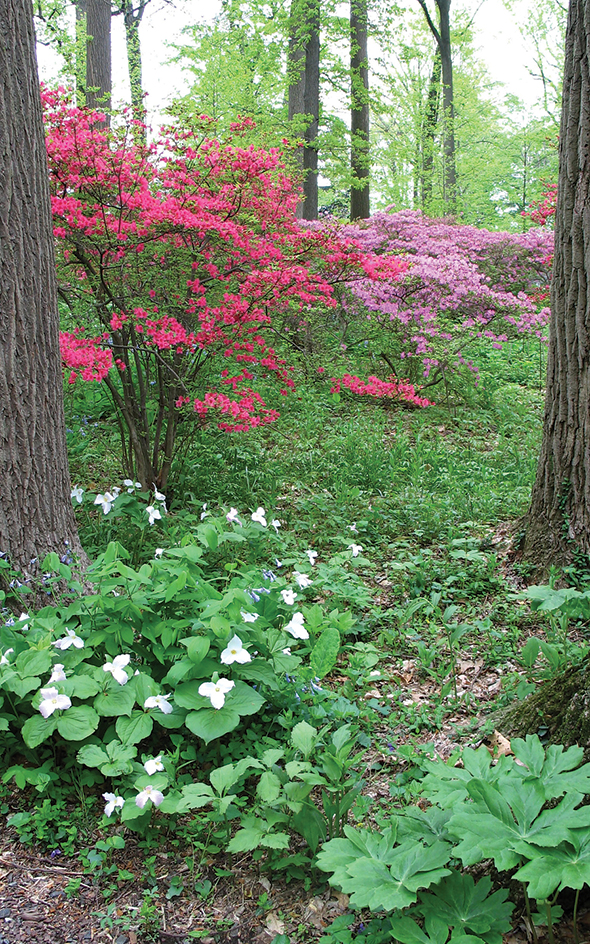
[75,0,87,106]
[523,0,590,569]
[85,0,111,118]
[421,48,441,211]
[416,0,457,214]
[0,0,84,576]
[121,0,147,134]
[288,0,320,220]
[350,0,370,220]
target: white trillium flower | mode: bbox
[39,687,72,718]
[94,492,115,514]
[146,505,162,526]
[348,543,363,558]
[144,694,173,714]
[282,647,292,655]
[226,507,241,524]
[103,793,125,817]
[284,612,309,640]
[136,784,165,809]
[198,678,235,709]
[111,487,121,498]
[71,485,84,503]
[281,588,297,605]
[240,609,258,623]
[49,663,67,683]
[293,571,312,589]
[123,479,135,489]
[306,550,318,566]
[103,653,131,685]
[154,489,166,502]
[200,502,209,520]
[18,612,30,631]
[348,523,358,533]
[143,756,165,776]
[251,507,267,527]
[53,629,84,650]
[0,648,14,666]
[220,635,252,665]
[154,548,164,558]
[271,519,281,533]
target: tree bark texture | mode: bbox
[523,0,590,569]
[119,0,147,132]
[288,0,320,220]
[0,0,84,574]
[85,0,112,116]
[350,0,370,220]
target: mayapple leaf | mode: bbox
[514,831,590,899]
[417,870,513,942]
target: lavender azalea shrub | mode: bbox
[339,210,553,390]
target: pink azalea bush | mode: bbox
[335,210,554,391]
[44,89,407,489]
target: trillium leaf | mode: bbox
[116,710,154,744]
[62,675,101,699]
[180,636,210,665]
[77,744,109,768]
[225,680,265,715]
[56,705,99,740]
[174,681,207,710]
[22,713,57,748]
[185,707,240,743]
[15,650,52,678]
[94,686,135,717]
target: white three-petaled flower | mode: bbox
[53,629,84,650]
[271,519,281,533]
[226,507,241,524]
[146,505,162,526]
[49,663,67,683]
[0,648,13,666]
[220,635,252,665]
[143,756,165,775]
[251,507,267,527]
[284,612,309,640]
[136,784,165,809]
[348,523,358,533]
[293,571,313,589]
[348,543,363,558]
[144,693,173,714]
[154,489,166,503]
[306,550,318,566]
[240,609,258,623]
[39,687,72,718]
[281,588,297,605]
[94,492,115,514]
[103,793,125,817]
[198,678,235,709]
[103,653,131,685]
[71,485,84,503]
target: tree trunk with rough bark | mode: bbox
[350,0,370,220]
[83,0,112,118]
[0,0,85,578]
[523,0,590,570]
[288,0,320,220]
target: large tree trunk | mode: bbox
[84,0,112,118]
[350,0,370,220]
[522,0,590,570]
[495,659,590,761]
[288,0,320,221]
[0,0,84,578]
[119,0,147,133]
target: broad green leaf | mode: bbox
[116,711,154,744]
[210,763,241,795]
[184,707,240,743]
[62,675,101,699]
[164,571,187,603]
[260,832,290,849]
[180,636,210,665]
[22,713,57,748]
[94,686,135,717]
[238,660,281,690]
[514,831,590,899]
[291,721,317,758]
[310,626,340,679]
[77,744,108,768]
[225,680,265,716]
[227,826,265,853]
[174,680,207,710]
[15,650,52,678]
[417,870,513,941]
[257,770,282,803]
[131,672,159,706]
[56,705,99,740]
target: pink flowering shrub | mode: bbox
[525,185,557,228]
[330,374,434,408]
[334,210,553,391]
[44,89,406,489]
